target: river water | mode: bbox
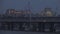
[0,23,60,34]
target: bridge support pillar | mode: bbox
[49,23,56,32]
[38,22,45,32]
[10,22,13,31]
[6,22,10,30]
[19,22,24,31]
[32,23,37,31]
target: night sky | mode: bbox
[0,0,60,34]
[0,0,60,15]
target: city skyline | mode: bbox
[0,0,60,15]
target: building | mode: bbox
[40,8,55,17]
[6,9,16,15]
[5,9,31,17]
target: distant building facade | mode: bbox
[5,9,31,17]
[40,8,56,17]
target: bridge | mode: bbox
[0,16,60,22]
[0,16,60,32]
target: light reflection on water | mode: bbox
[0,22,60,32]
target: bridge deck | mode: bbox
[0,17,60,22]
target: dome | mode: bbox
[45,10,53,16]
[40,8,54,17]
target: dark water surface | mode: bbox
[0,30,60,34]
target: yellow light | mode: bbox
[46,11,52,16]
